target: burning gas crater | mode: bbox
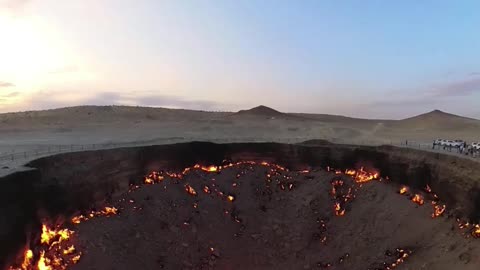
[7,161,480,270]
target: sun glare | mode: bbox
[0,15,72,88]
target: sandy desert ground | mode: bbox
[1,105,479,150]
[2,106,480,270]
[1,105,479,176]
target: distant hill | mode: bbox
[235,105,284,117]
[393,110,480,130]
[0,105,227,127]
[401,109,478,122]
[0,105,479,146]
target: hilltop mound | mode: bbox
[0,105,224,128]
[402,109,477,122]
[235,105,284,117]
[394,110,480,130]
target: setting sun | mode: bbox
[0,15,66,87]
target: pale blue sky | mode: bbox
[0,0,479,118]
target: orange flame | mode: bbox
[37,251,51,270]
[354,167,379,183]
[21,249,33,270]
[144,177,154,185]
[431,202,446,218]
[411,194,424,205]
[185,184,197,196]
[345,169,356,176]
[334,202,345,216]
[40,225,73,246]
[71,206,118,224]
[200,165,218,172]
[71,254,81,264]
[399,186,408,195]
[63,245,76,255]
[472,224,480,238]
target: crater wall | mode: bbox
[1,142,479,268]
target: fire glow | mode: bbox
[7,160,479,270]
[8,224,81,270]
[329,167,379,216]
[71,206,118,224]
[411,194,424,205]
[397,185,447,218]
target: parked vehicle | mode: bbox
[435,139,464,147]
[472,142,480,150]
[433,139,444,146]
[452,140,465,147]
[434,139,448,145]
[444,140,455,147]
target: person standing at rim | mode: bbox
[461,142,467,154]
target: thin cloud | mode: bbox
[367,97,435,108]
[11,90,224,112]
[134,94,219,110]
[469,72,480,76]
[432,77,480,97]
[0,91,20,97]
[0,81,15,87]
[83,91,221,111]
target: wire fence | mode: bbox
[0,138,478,167]
[0,137,185,164]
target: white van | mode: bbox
[471,142,480,150]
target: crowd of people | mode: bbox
[432,139,480,157]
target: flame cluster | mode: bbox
[9,205,118,270]
[328,167,379,216]
[411,194,424,205]
[8,224,81,270]
[371,248,412,270]
[398,185,447,218]
[431,202,446,218]
[346,167,380,183]
[184,184,197,196]
[8,160,480,270]
[144,171,165,185]
[71,206,118,224]
[330,179,353,216]
[456,220,480,238]
[315,218,328,244]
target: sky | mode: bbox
[0,0,479,119]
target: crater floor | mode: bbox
[60,162,480,270]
